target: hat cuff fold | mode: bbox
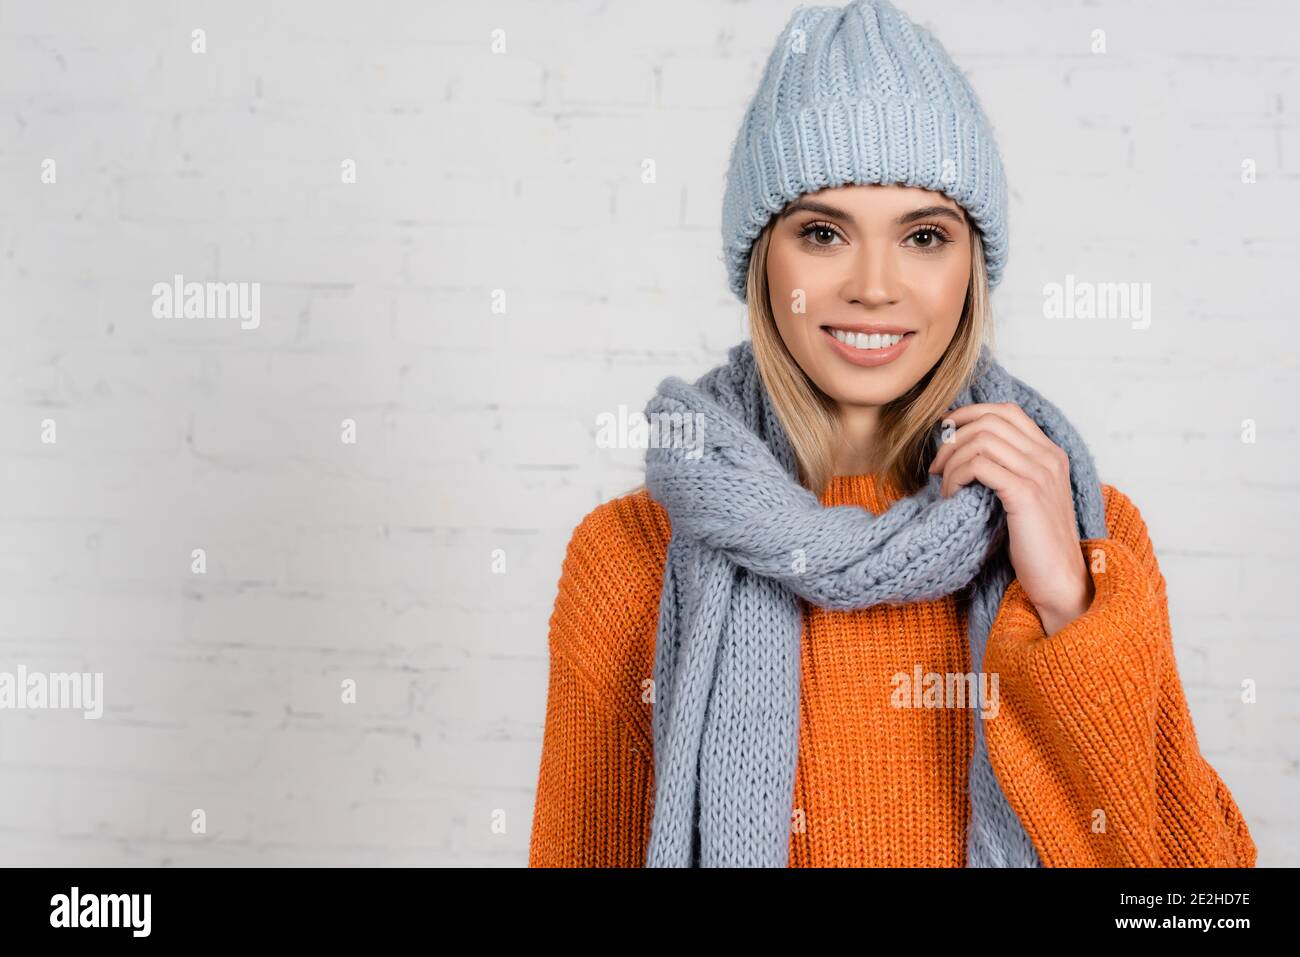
[722,94,1009,302]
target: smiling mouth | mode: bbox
[820,326,915,351]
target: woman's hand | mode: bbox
[927,402,1095,636]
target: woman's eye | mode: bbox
[906,227,951,251]
[800,223,844,248]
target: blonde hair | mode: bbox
[622,216,994,501]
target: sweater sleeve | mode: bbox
[982,485,1257,867]
[527,496,664,867]
[527,645,654,867]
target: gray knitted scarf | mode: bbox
[642,338,1106,867]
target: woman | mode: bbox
[528,0,1256,867]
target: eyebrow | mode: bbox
[778,199,967,228]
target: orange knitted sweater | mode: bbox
[528,474,1257,867]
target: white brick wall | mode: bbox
[0,0,1295,867]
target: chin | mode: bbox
[828,383,907,406]
[812,352,913,398]
[813,371,907,407]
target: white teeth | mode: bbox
[830,329,906,350]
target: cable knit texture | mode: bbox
[529,477,1257,868]
[721,0,1010,301]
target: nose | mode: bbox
[842,238,902,307]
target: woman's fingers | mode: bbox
[939,430,1035,496]
[930,403,1052,476]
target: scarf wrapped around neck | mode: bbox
[642,338,1106,867]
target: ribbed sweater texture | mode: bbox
[528,474,1256,867]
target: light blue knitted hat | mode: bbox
[722,0,1009,302]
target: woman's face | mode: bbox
[765,183,972,407]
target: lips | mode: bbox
[819,325,916,367]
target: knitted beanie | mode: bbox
[721,0,1009,302]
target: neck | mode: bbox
[830,402,883,477]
